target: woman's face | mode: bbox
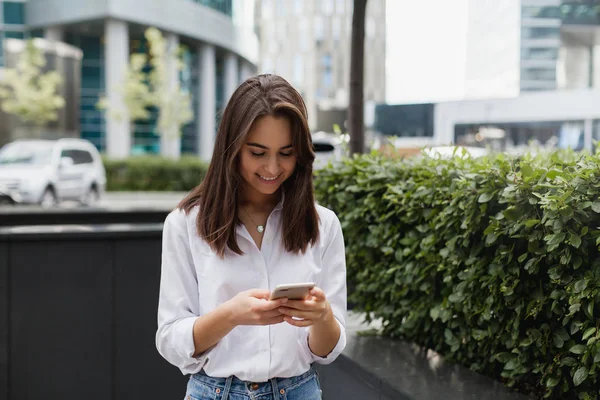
[239,115,298,198]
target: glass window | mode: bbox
[0,142,54,165]
[276,58,287,75]
[521,47,559,60]
[315,16,324,41]
[29,29,44,38]
[336,0,345,14]
[521,27,559,39]
[322,0,334,16]
[560,3,600,24]
[293,55,303,84]
[332,17,341,40]
[321,54,333,95]
[67,149,94,165]
[294,0,303,15]
[522,6,560,18]
[4,31,24,39]
[3,2,25,25]
[261,0,273,19]
[299,18,308,51]
[276,0,286,16]
[262,57,274,73]
[197,0,233,17]
[521,67,556,81]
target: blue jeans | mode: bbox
[184,366,322,400]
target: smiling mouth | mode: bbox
[257,173,282,182]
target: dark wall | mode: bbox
[0,225,187,400]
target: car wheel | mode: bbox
[81,186,100,206]
[0,196,15,205]
[40,188,57,208]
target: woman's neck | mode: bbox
[239,186,281,213]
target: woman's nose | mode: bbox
[265,157,279,174]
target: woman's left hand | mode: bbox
[278,287,333,327]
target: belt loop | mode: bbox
[270,377,280,399]
[222,376,233,399]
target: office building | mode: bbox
[0,0,258,159]
[255,0,386,132]
[381,1,600,153]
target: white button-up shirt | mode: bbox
[155,200,347,381]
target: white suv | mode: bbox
[0,138,106,207]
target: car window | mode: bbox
[61,149,93,165]
[313,142,335,152]
[60,149,73,160]
[73,150,94,165]
[0,142,54,165]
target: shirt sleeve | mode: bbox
[301,210,347,365]
[155,209,208,375]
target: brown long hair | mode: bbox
[178,74,319,257]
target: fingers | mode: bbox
[285,287,326,310]
[253,297,288,312]
[262,308,284,319]
[284,316,313,327]
[247,289,271,299]
[309,287,326,301]
[268,316,286,325]
[285,299,318,311]
[279,307,314,320]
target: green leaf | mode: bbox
[569,344,587,355]
[592,201,600,213]
[573,366,589,386]
[521,164,534,177]
[478,192,493,203]
[560,357,578,367]
[582,327,596,340]
[546,375,560,388]
[569,232,582,248]
[574,279,588,293]
[525,219,541,228]
[553,333,564,348]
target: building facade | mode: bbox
[255,0,386,132]
[380,1,600,154]
[2,0,258,159]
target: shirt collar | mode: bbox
[274,191,285,211]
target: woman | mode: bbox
[156,74,347,400]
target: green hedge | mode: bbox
[314,149,600,399]
[103,155,208,191]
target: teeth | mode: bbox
[259,174,279,181]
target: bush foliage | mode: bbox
[314,149,600,399]
[103,155,208,191]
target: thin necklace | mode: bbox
[241,207,265,234]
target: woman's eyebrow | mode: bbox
[246,142,293,150]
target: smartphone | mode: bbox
[270,282,315,300]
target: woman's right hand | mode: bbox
[224,289,288,326]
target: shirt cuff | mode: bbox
[171,316,210,375]
[304,318,347,365]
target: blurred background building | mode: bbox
[0,0,258,159]
[255,0,386,133]
[382,0,600,154]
